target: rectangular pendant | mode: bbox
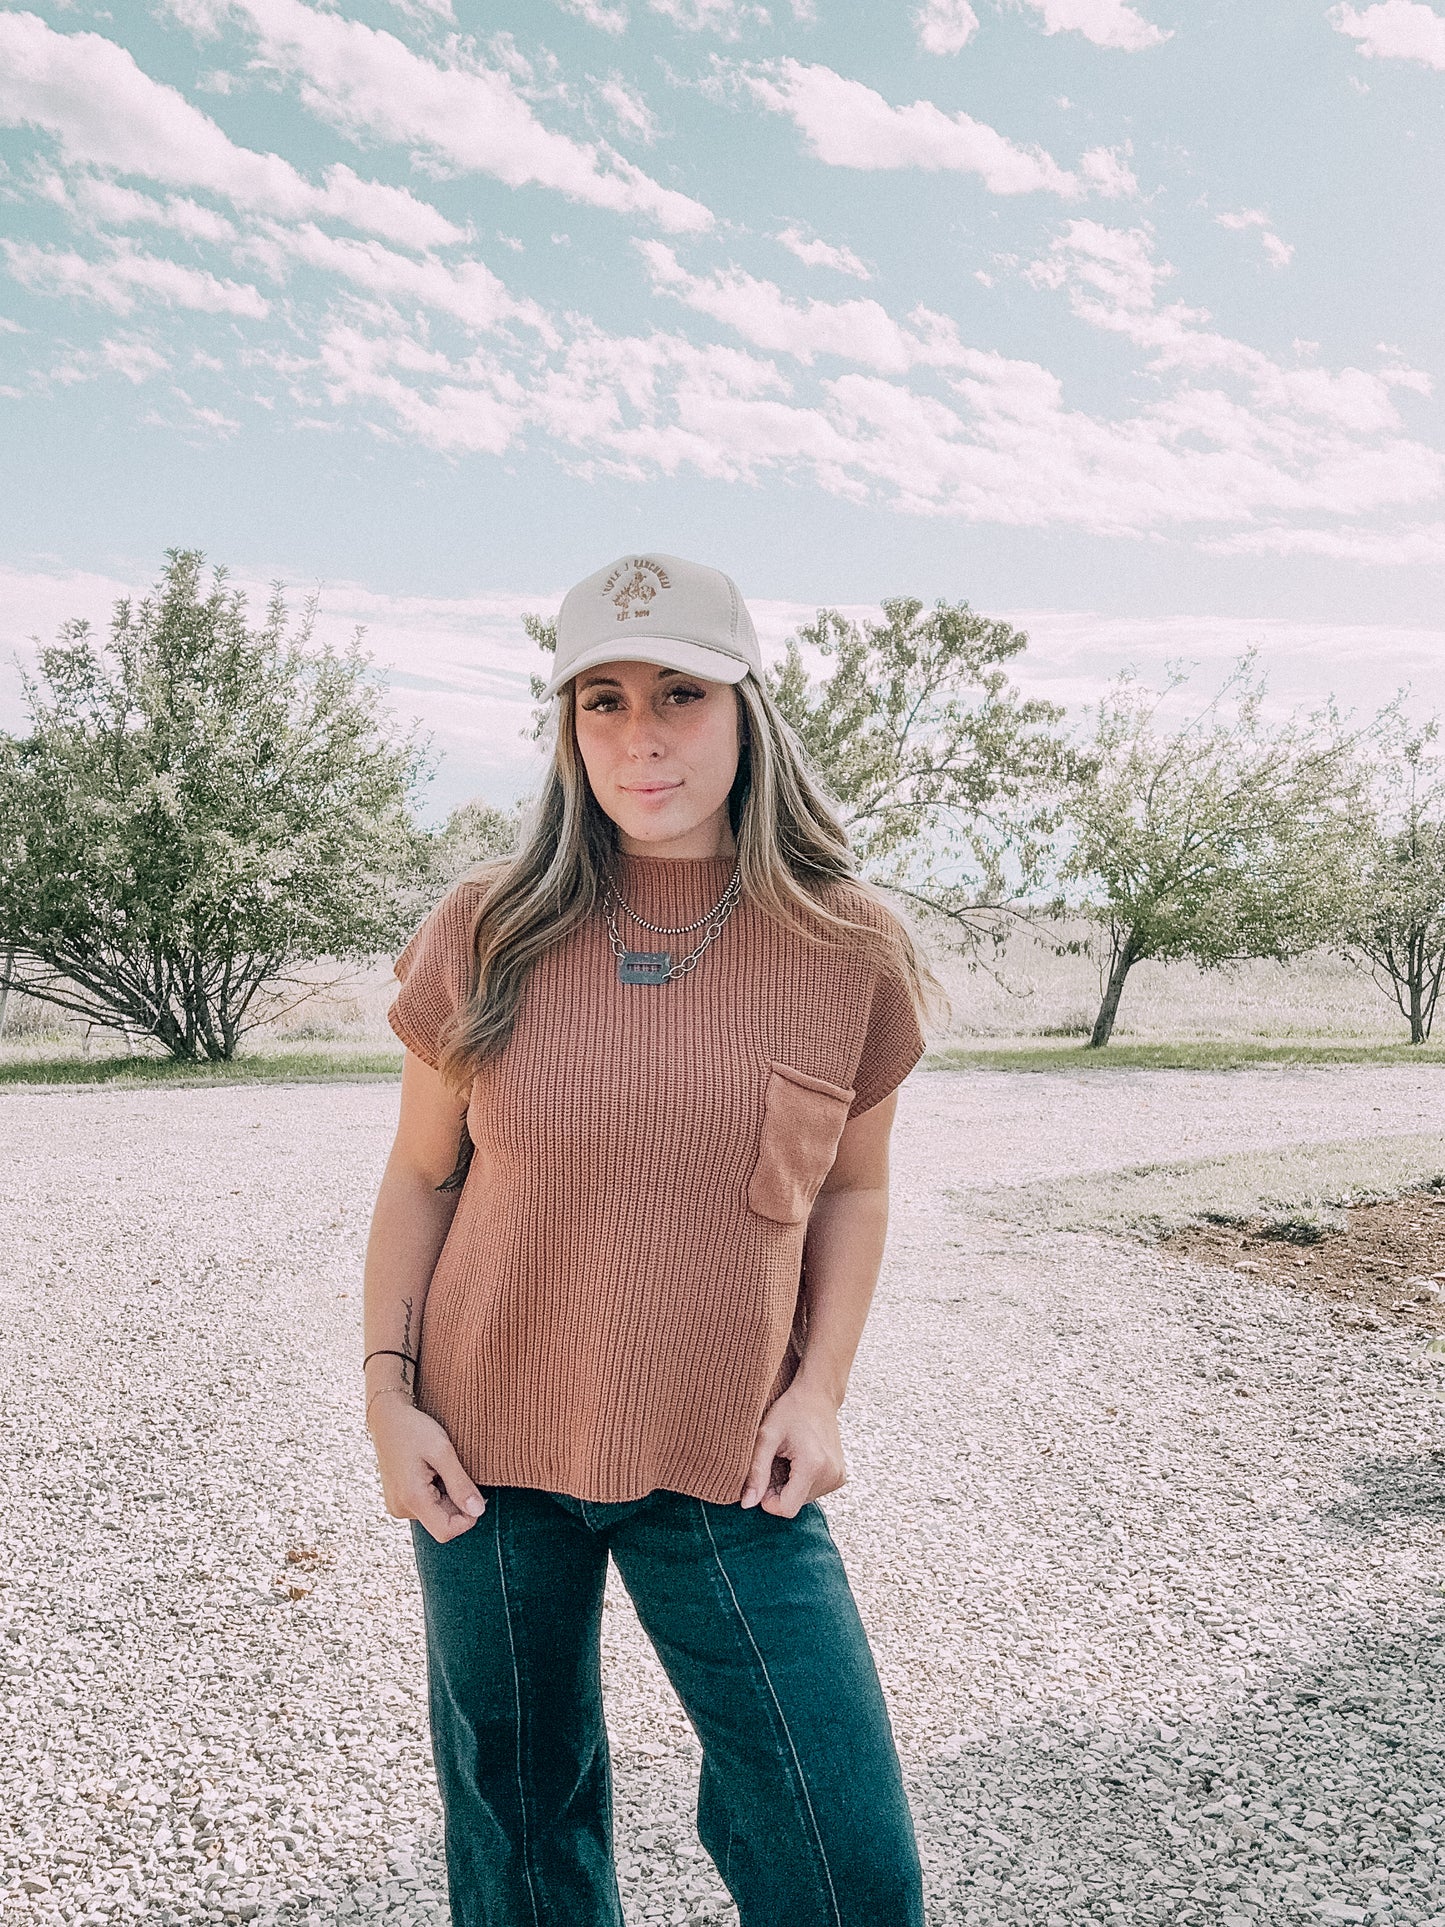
[618,949,671,985]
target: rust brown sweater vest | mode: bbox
[388,852,926,1505]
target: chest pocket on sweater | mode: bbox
[747,1062,857,1224]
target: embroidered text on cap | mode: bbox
[605,557,672,623]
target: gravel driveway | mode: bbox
[1,1067,1442,1927]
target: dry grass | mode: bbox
[947,1131,1445,1241]
[0,916,1426,1075]
[0,968,405,1068]
[924,918,1408,1045]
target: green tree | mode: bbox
[524,611,559,732]
[1344,720,1445,1044]
[0,549,434,1061]
[437,796,523,885]
[1063,654,1368,1047]
[767,599,1076,941]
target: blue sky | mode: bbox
[2,0,1443,813]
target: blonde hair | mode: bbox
[436,672,945,1091]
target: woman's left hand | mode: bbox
[739,1379,847,1517]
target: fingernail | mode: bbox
[465,1495,484,1517]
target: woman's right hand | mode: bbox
[367,1392,487,1543]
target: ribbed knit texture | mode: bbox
[387,851,926,1506]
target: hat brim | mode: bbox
[543,634,752,700]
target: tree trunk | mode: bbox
[1426,947,1445,1043]
[0,946,13,1040]
[1089,932,1139,1048]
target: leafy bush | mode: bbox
[0,550,437,1061]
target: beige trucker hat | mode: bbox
[542,551,762,699]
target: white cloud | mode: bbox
[993,608,1445,723]
[913,0,981,55]
[308,322,527,457]
[5,3,1435,587]
[1078,143,1139,199]
[383,0,456,20]
[247,223,558,340]
[289,249,1443,550]
[648,0,770,32]
[740,59,1082,196]
[51,333,171,385]
[599,74,657,143]
[1216,207,1294,269]
[775,226,870,278]
[640,240,973,370]
[56,176,240,244]
[195,0,713,232]
[556,0,630,28]
[1014,0,1169,50]
[316,166,468,253]
[0,11,465,250]
[1329,0,1445,67]
[3,240,269,316]
[165,389,243,435]
[1026,217,1171,312]
[1201,521,1445,564]
[1027,219,1431,440]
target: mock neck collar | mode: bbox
[607,846,739,922]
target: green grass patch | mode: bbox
[926,1038,1445,1074]
[0,1047,404,1087]
[950,1131,1445,1240]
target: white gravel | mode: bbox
[1,1066,1442,1927]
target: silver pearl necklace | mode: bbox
[602,863,743,985]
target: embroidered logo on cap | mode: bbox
[604,556,671,623]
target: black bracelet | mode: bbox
[362,1348,417,1371]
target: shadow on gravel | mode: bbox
[912,1608,1445,1927]
[1323,1449,1445,1532]
[309,1614,1445,1927]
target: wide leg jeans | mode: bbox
[410,1484,924,1927]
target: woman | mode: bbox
[362,550,942,1927]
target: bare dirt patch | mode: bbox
[1164,1184,1445,1332]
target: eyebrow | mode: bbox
[578,667,689,689]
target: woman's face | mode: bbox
[572,660,741,856]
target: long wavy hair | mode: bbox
[435,671,946,1095]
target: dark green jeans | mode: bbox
[410,1485,924,1927]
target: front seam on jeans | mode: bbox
[493,1507,544,1927]
[696,1503,842,1927]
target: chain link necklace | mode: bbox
[601,862,743,985]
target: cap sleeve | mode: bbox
[387,882,488,1070]
[848,952,927,1119]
